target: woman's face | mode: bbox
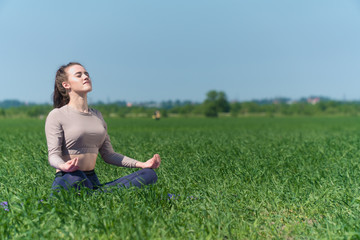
[63,64,92,94]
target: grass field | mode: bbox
[1,116,360,239]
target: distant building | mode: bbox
[307,97,320,105]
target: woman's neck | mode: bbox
[68,94,89,113]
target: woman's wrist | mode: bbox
[135,161,145,168]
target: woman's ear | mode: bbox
[62,81,70,90]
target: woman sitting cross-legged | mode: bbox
[45,62,160,192]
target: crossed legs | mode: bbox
[51,169,158,192]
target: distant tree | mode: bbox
[230,102,241,117]
[203,90,230,117]
[217,91,230,112]
[160,109,168,118]
[204,102,218,117]
[113,100,127,107]
[179,104,194,116]
[160,100,174,109]
[0,100,24,108]
[241,102,261,114]
[26,105,51,118]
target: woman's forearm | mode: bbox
[103,153,139,168]
[48,154,66,169]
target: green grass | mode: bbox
[1,116,360,239]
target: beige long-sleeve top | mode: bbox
[45,105,138,169]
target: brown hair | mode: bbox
[53,62,83,108]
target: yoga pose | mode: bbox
[45,62,160,191]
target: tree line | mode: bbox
[1,91,360,118]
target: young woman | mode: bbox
[45,62,160,191]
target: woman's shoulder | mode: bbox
[47,107,59,118]
[46,105,68,121]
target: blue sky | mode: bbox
[0,0,359,104]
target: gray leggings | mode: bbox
[51,169,157,191]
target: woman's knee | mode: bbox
[140,168,158,184]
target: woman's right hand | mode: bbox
[59,157,80,172]
[138,154,161,169]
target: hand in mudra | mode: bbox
[142,154,161,169]
[59,157,80,172]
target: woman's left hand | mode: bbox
[138,154,161,169]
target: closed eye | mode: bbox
[74,71,82,77]
[74,71,89,78]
